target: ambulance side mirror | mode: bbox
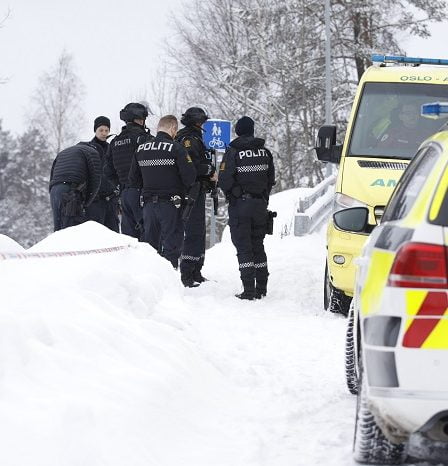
[315,125,342,164]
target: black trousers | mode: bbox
[50,183,86,231]
[120,187,143,239]
[228,197,268,284]
[180,191,206,276]
[85,197,119,232]
[143,200,183,268]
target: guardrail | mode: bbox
[294,175,336,236]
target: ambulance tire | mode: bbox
[324,262,331,310]
[345,302,359,395]
[353,361,407,464]
[324,262,351,316]
[329,287,351,317]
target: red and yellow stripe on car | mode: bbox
[403,290,448,348]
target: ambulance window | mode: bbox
[348,82,448,160]
[382,145,440,222]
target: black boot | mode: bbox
[192,270,208,283]
[235,279,255,300]
[255,279,267,299]
[181,272,200,288]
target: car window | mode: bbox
[382,145,441,222]
[348,82,448,160]
[430,165,448,226]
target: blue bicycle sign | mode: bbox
[203,119,231,151]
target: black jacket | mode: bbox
[176,126,215,180]
[106,122,151,187]
[128,131,197,199]
[218,136,275,198]
[90,137,116,198]
[49,142,102,206]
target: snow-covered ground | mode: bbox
[0,189,434,466]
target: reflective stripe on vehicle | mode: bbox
[403,291,448,348]
[429,165,448,221]
[360,250,395,316]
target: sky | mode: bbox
[0,1,448,140]
[0,0,185,137]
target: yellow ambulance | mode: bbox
[315,54,448,315]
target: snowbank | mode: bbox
[0,223,249,466]
[0,208,360,466]
[0,234,25,253]
[28,220,138,252]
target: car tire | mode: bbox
[345,301,359,395]
[353,360,407,464]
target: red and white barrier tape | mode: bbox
[0,245,133,261]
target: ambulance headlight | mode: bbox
[333,193,367,213]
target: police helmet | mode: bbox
[120,102,149,123]
[181,107,209,127]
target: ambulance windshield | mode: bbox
[349,82,448,159]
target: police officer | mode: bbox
[85,116,120,232]
[49,142,102,231]
[218,116,275,300]
[176,107,216,287]
[128,115,196,268]
[106,103,152,238]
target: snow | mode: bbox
[0,189,431,466]
[0,234,25,253]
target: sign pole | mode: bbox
[202,119,231,248]
[325,0,333,178]
[210,150,217,247]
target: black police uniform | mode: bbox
[219,134,275,299]
[128,131,196,268]
[106,122,151,238]
[49,142,102,231]
[85,137,119,232]
[176,125,215,284]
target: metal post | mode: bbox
[210,151,217,247]
[325,0,332,126]
[325,0,333,177]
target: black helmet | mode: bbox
[181,107,209,127]
[120,102,149,123]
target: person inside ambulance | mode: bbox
[376,102,424,153]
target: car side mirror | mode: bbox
[333,207,369,233]
[315,125,342,164]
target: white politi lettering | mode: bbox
[115,138,131,146]
[137,141,174,152]
[162,142,173,152]
[239,149,266,159]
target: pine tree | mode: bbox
[0,127,52,247]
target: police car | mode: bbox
[342,102,448,464]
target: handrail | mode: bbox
[294,175,335,236]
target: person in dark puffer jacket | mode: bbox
[85,116,120,232]
[49,142,102,231]
[105,103,152,239]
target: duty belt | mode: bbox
[241,193,264,200]
[54,181,80,189]
[147,194,178,203]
